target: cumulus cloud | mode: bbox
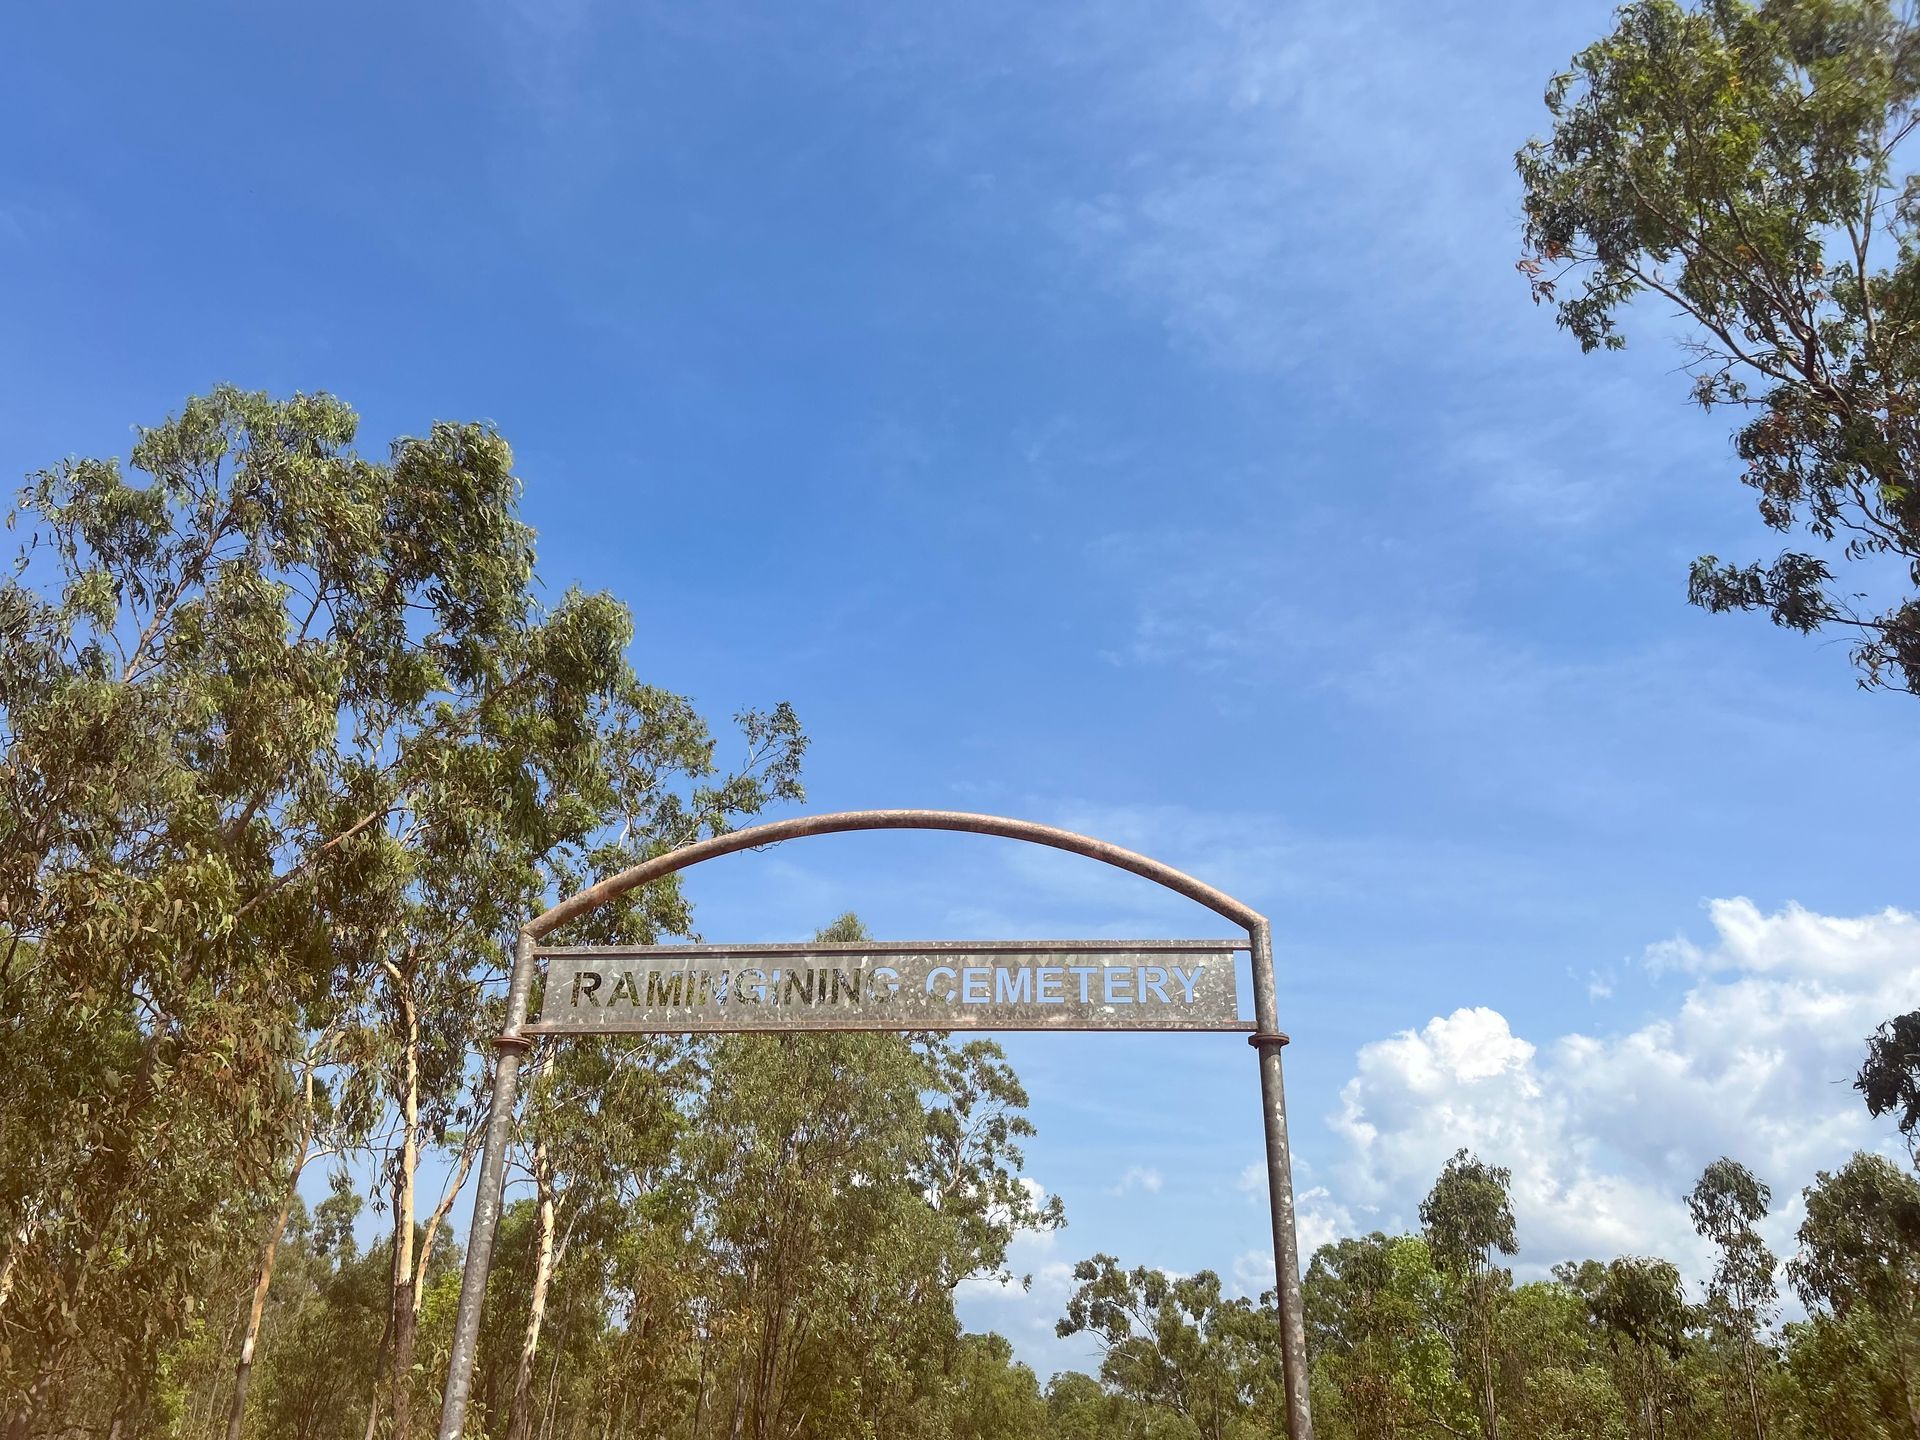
[1323,899,1920,1281]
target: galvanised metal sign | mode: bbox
[435,810,1316,1440]
[530,939,1248,1034]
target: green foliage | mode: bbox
[1518,14,1920,1428]
[0,387,806,1435]
[1789,1153,1920,1332]
[947,1333,1049,1440]
[1561,1257,1703,1440]
[1688,1158,1778,1440]
[1777,1305,1920,1439]
[1420,1150,1518,1280]
[1420,1149,1516,1440]
[1518,0,1920,693]
[1858,1010,1920,1155]
[1056,1256,1278,1440]
[1305,1232,1469,1439]
[1501,1281,1627,1440]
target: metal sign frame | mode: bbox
[530,938,1252,1034]
[434,809,1315,1440]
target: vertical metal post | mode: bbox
[1249,917,1315,1440]
[436,930,539,1440]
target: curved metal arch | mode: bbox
[528,807,1266,942]
[438,808,1315,1440]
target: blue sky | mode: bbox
[6,0,1918,1379]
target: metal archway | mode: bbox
[436,810,1314,1440]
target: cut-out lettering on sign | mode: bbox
[529,940,1249,1034]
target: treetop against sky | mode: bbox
[2,0,1917,1386]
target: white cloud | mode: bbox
[1233,1247,1276,1297]
[1296,1186,1354,1263]
[1228,1186,1351,1299]
[1108,1165,1164,1197]
[1038,0,1503,376]
[1016,0,1656,396]
[1323,899,1920,1284]
[957,1238,1099,1380]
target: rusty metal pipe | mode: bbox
[528,809,1265,939]
[435,931,536,1440]
[1251,917,1315,1439]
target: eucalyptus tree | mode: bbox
[0,388,535,1429]
[494,1034,695,1440]
[1501,1279,1628,1440]
[943,1333,1049,1440]
[685,1026,943,1439]
[1859,1012,1920,1164]
[1304,1233,1468,1440]
[246,1186,396,1440]
[1056,1256,1275,1440]
[672,916,1060,1440]
[1689,1159,1779,1440]
[919,1033,1065,1280]
[0,386,806,1436]
[1420,1150,1518,1440]
[224,1034,375,1440]
[1564,1257,1698,1440]
[1789,1154,1920,1438]
[547,1190,703,1440]
[1518,0,1920,694]
[356,630,803,1440]
[1778,1305,1919,1440]
[1044,1370,1171,1440]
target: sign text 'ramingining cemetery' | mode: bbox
[528,939,1248,1034]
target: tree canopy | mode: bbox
[1518,0,1920,692]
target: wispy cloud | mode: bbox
[480,0,606,123]
[1021,0,1572,378]
[1107,1164,1164,1197]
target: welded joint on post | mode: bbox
[1247,1030,1291,1048]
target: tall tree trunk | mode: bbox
[505,1141,560,1440]
[537,1340,564,1440]
[413,1098,485,1303]
[227,1059,324,1440]
[1474,1293,1499,1440]
[360,1316,391,1440]
[727,1367,748,1440]
[1738,1335,1766,1440]
[386,971,421,1439]
[689,1320,711,1440]
[225,1167,303,1440]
